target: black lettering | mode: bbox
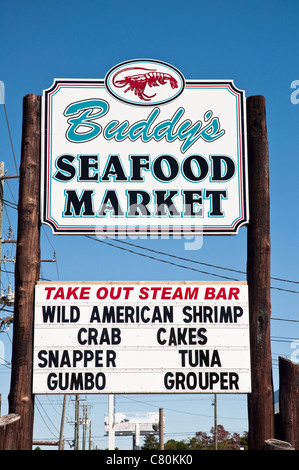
[127,190,151,216]
[111,328,121,345]
[154,190,180,216]
[129,155,150,181]
[47,372,58,391]
[229,372,239,390]
[164,372,174,390]
[102,306,115,322]
[60,350,72,367]
[48,350,59,368]
[69,306,80,322]
[70,373,84,390]
[182,306,192,323]
[157,327,207,346]
[205,190,227,216]
[178,349,221,367]
[182,155,209,181]
[73,350,83,366]
[88,328,98,344]
[164,372,239,391]
[64,190,95,216]
[153,155,179,182]
[210,155,235,181]
[42,306,56,323]
[77,327,121,345]
[47,372,106,391]
[101,154,128,181]
[90,306,101,322]
[106,350,117,367]
[78,155,99,181]
[37,350,48,368]
[234,306,243,322]
[54,154,76,181]
[182,190,203,216]
[78,327,87,345]
[98,190,124,216]
[157,328,167,345]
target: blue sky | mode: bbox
[0,0,298,450]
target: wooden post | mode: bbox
[59,395,67,450]
[159,408,164,450]
[246,95,274,450]
[0,414,20,449]
[264,438,295,450]
[278,357,299,449]
[3,94,41,450]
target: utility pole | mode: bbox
[0,94,41,450]
[74,395,79,450]
[59,395,67,450]
[278,357,299,449]
[213,394,217,450]
[108,394,115,450]
[89,419,92,450]
[159,408,164,450]
[82,403,87,450]
[246,95,274,450]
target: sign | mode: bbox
[33,281,251,394]
[104,412,159,436]
[41,59,248,236]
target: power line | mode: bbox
[3,199,17,210]
[87,236,240,281]
[272,317,299,323]
[35,397,60,438]
[86,236,299,293]
[107,237,299,285]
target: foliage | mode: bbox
[192,425,248,450]
[141,425,248,450]
[141,434,159,450]
[164,439,189,450]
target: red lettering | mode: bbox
[110,287,122,299]
[228,287,240,300]
[80,287,91,299]
[139,287,149,299]
[204,286,240,300]
[96,287,109,299]
[161,287,172,299]
[53,287,65,300]
[185,287,199,300]
[123,287,134,299]
[151,287,162,299]
[216,287,226,300]
[172,287,183,300]
[45,286,56,300]
[66,287,79,299]
[204,287,215,299]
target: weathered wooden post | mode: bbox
[278,357,299,449]
[0,94,41,450]
[246,95,275,450]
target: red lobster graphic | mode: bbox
[112,67,178,102]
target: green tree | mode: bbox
[141,434,159,450]
[164,439,189,450]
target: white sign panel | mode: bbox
[41,59,248,236]
[33,281,251,394]
[104,412,159,436]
